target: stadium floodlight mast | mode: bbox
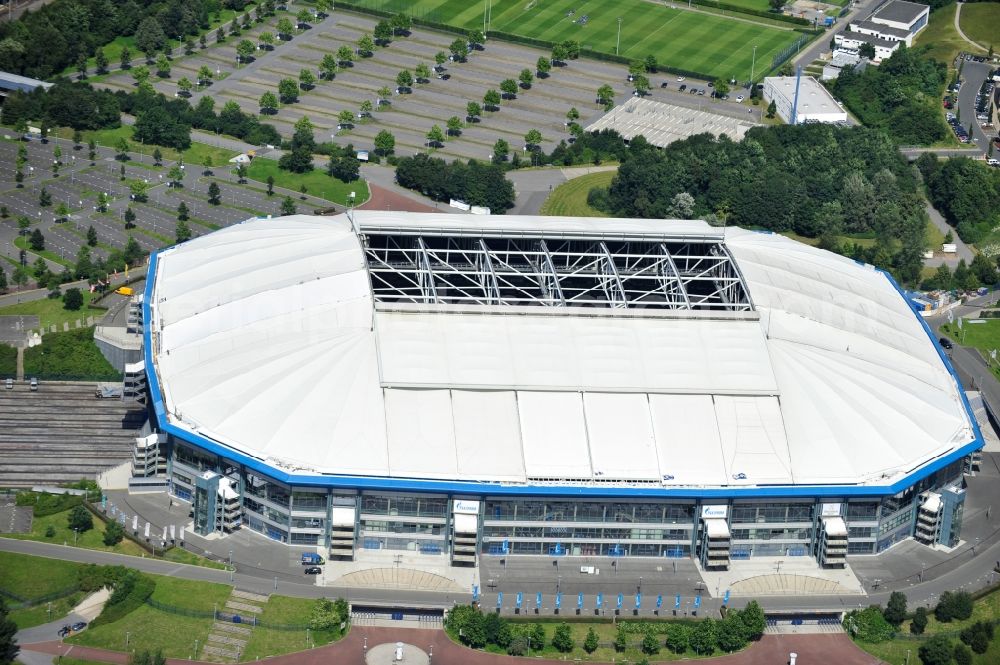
[616,17,622,55]
[750,45,757,84]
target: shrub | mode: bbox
[103,519,124,546]
[552,623,574,653]
[583,627,599,653]
[884,591,907,627]
[959,621,993,654]
[23,327,121,381]
[954,642,973,665]
[910,606,928,634]
[918,635,955,665]
[935,590,973,622]
[67,505,93,532]
[91,570,154,627]
[44,525,56,538]
[844,606,895,643]
[640,631,660,655]
[16,491,82,516]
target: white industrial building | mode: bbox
[869,0,929,39]
[141,213,980,566]
[834,0,929,62]
[763,76,849,124]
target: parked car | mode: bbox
[679,84,687,91]
[676,75,685,82]
[660,81,669,88]
[71,622,87,632]
[4,378,12,390]
[57,625,71,638]
[939,337,954,350]
[29,377,37,391]
[304,566,322,575]
[735,95,745,103]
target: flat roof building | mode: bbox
[584,97,757,148]
[870,0,930,35]
[142,213,980,566]
[762,76,849,124]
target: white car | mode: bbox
[677,76,685,82]
[735,95,745,103]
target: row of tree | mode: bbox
[394,153,515,212]
[917,154,1000,244]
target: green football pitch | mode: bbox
[347,0,805,79]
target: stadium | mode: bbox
[142,212,982,570]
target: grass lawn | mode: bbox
[958,3,1000,51]
[161,546,228,570]
[0,290,105,331]
[915,4,987,65]
[347,0,804,79]
[241,595,344,660]
[245,159,370,205]
[0,551,86,629]
[68,576,232,659]
[9,594,83,630]
[50,126,238,166]
[5,509,145,557]
[13,236,74,269]
[539,170,615,217]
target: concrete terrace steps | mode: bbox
[334,567,464,591]
[212,622,253,636]
[205,588,264,663]
[232,589,269,603]
[730,573,853,596]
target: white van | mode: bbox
[987,158,1000,167]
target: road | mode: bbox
[923,200,974,267]
[954,57,995,157]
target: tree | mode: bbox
[374,20,393,45]
[177,77,193,97]
[68,505,93,532]
[94,49,108,75]
[396,69,413,91]
[936,591,973,622]
[536,56,551,77]
[449,38,468,62]
[278,78,299,103]
[519,68,534,89]
[327,154,360,182]
[320,53,338,79]
[374,130,395,156]
[426,124,445,147]
[717,612,747,652]
[155,53,171,78]
[769,0,784,10]
[276,17,294,39]
[200,34,207,49]
[197,65,213,86]
[415,62,431,83]
[466,101,481,122]
[357,34,375,56]
[85,225,98,247]
[500,78,518,99]
[266,175,275,196]
[29,228,45,251]
[167,164,184,188]
[259,32,275,51]
[690,619,717,655]
[954,643,972,665]
[11,267,29,290]
[446,116,462,137]
[123,207,136,229]
[484,89,501,110]
[739,601,766,641]
[391,13,412,35]
[641,632,660,655]
[337,109,354,130]
[644,54,658,73]
[664,624,689,654]
[613,624,627,652]
[174,200,190,222]
[0,600,20,665]
[88,139,97,164]
[0,267,6,294]
[360,100,373,117]
[76,53,87,79]
[337,45,354,67]
[259,90,279,114]
[911,607,929,635]
[208,182,221,205]
[551,624,574,653]
[859,42,876,59]
[236,39,256,63]
[918,635,954,665]
[176,220,192,243]
[103,519,124,545]
[116,137,130,161]
[492,138,509,163]
[959,621,993,654]
[633,74,650,96]
[280,195,297,215]
[884,592,908,627]
[597,84,614,107]
[766,99,777,118]
[120,45,133,70]
[128,179,149,202]
[131,65,150,86]
[377,86,392,106]
[135,17,167,60]
[296,8,313,28]
[435,51,448,70]
[299,68,317,89]
[551,43,567,64]
[583,627,599,654]
[38,186,51,207]
[202,157,214,177]
[713,78,731,97]
[525,129,542,149]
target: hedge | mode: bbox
[90,571,155,627]
[690,0,812,25]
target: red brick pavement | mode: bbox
[358,184,439,213]
[24,629,884,665]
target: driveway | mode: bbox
[923,200,974,267]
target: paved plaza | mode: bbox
[585,97,759,147]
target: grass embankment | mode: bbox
[957,3,999,52]
[0,289,105,331]
[539,171,616,217]
[245,158,370,205]
[0,551,85,629]
[345,0,803,80]
[68,577,232,659]
[0,344,16,378]
[916,4,987,64]
[854,588,1000,665]
[13,237,74,269]
[241,595,346,660]
[941,319,1000,381]
[22,327,121,381]
[5,509,144,557]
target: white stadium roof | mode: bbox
[147,213,976,491]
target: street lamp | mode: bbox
[615,17,623,56]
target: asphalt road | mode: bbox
[954,58,994,156]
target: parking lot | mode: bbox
[94,9,757,160]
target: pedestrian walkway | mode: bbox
[205,589,268,662]
[732,573,856,596]
[334,568,461,592]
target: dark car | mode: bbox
[679,84,687,91]
[304,566,322,575]
[939,337,954,350]
[58,625,72,637]
[660,81,669,88]
[71,622,87,631]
